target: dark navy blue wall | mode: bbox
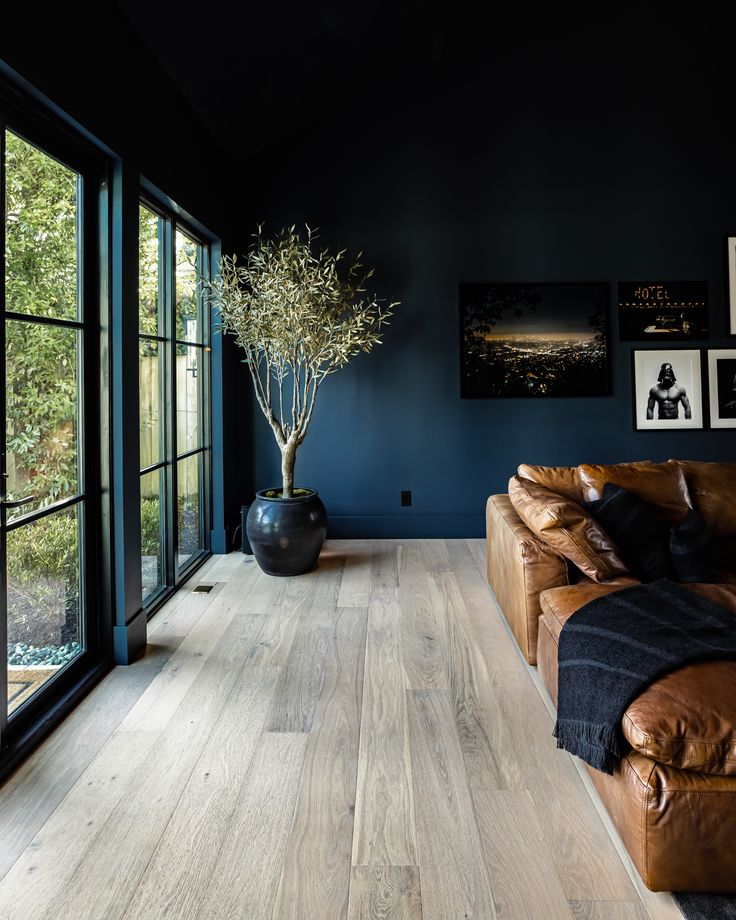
[244,8,736,537]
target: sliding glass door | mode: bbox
[139,202,210,610]
[1,115,103,738]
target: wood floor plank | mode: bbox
[42,614,267,920]
[121,664,281,920]
[0,730,159,920]
[0,642,175,881]
[407,689,497,920]
[494,670,637,901]
[238,567,288,614]
[197,732,309,920]
[570,900,651,920]
[265,558,344,732]
[443,539,529,677]
[347,867,423,920]
[352,599,417,867]
[473,789,574,920]
[418,539,452,573]
[337,541,373,608]
[369,541,400,604]
[398,543,449,690]
[431,571,524,792]
[146,554,223,638]
[272,607,368,920]
[118,559,260,733]
[465,538,488,577]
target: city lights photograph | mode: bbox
[460,282,610,398]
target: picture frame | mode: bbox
[707,348,736,428]
[617,281,708,341]
[459,281,610,398]
[632,349,703,430]
[727,237,736,335]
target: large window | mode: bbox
[1,111,106,739]
[139,203,210,608]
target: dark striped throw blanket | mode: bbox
[553,578,736,774]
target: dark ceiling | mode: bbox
[114,0,459,161]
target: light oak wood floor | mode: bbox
[0,541,681,920]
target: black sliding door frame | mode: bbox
[139,196,212,616]
[0,85,112,767]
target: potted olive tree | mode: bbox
[209,225,397,575]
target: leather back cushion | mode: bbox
[623,659,736,775]
[508,476,629,582]
[671,460,736,538]
[578,461,691,526]
[517,464,584,504]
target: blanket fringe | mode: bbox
[553,718,624,775]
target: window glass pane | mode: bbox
[141,469,164,603]
[5,319,78,519]
[140,340,163,468]
[139,205,162,335]
[175,229,199,342]
[7,505,82,716]
[177,453,201,570]
[4,131,79,321]
[176,344,201,453]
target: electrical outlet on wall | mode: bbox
[401,490,412,507]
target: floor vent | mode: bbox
[192,584,214,594]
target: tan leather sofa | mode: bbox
[486,459,736,892]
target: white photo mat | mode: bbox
[708,348,736,428]
[633,349,703,430]
[728,237,736,335]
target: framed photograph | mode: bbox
[727,237,736,335]
[618,281,708,341]
[632,349,703,430]
[708,348,736,428]
[459,282,610,398]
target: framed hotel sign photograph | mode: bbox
[632,349,703,431]
[727,238,736,334]
[459,282,610,398]
[708,348,736,428]
[618,281,708,341]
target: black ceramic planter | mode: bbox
[246,488,327,576]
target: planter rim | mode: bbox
[254,487,319,503]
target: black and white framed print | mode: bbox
[728,238,736,335]
[459,282,609,398]
[633,349,703,430]
[708,348,736,428]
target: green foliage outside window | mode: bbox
[4,132,78,507]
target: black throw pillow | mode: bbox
[670,509,720,583]
[584,482,673,582]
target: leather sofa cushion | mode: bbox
[540,581,736,775]
[671,460,736,538]
[508,476,630,582]
[623,660,736,775]
[578,461,691,526]
[517,463,584,503]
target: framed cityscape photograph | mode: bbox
[459,282,610,398]
[727,237,736,335]
[708,348,736,428]
[632,349,703,430]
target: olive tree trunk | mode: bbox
[281,439,298,498]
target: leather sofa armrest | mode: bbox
[486,494,569,665]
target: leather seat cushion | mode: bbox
[540,581,736,776]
